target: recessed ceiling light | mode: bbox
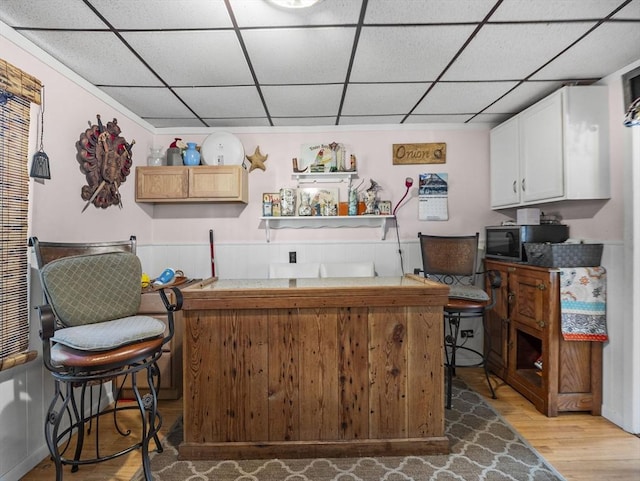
[265,0,324,8]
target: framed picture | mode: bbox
[377,200,392,215]
[297,187,339,216]
[262,192,280,217]
[297,142,351,173]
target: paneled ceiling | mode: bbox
[1,0,638,128]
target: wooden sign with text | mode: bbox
[392,143,446,164]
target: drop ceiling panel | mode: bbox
[414,81,519,115]
[204,117,272,128]
[174,86,265,118]
[442,23,598,81]
[151,118,209,128]
[99,87,195,118]
[404,114,478,123]
[342,83,430,115]
[531,23,640,80]
[340,115,406,125]
[490,0,628,21]
[242,27,355,84]
[364,0,496,23]
[273,117,338,126]
[95,0,233,29]
[0,0,104,28]
[262,84,343,116]
[122,30,252,86]
[17,30,163,86]
[230,0,363,26]
[613,0,640,19]
[482,81,566,114]
[351,25,476,83]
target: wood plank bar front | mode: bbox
[178,274,449,459]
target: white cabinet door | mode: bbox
[519,91,564,203]
[490,117,520,208]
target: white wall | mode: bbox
[1,23,638,481]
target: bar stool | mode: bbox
[415,233,501,408]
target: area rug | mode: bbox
[134,379,565,480]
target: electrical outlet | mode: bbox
[289,251,297,263]
[460,330,474,338]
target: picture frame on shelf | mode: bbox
[297,187,339,216]
[297,142,354,173]
[262,192,280,217]
[377,200,392,215]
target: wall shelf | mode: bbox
[260,215,395,242]
[292,171,357,185]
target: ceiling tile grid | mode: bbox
[0,0,637,128]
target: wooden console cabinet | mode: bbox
[484,260,602,416]
[135,165,248,203]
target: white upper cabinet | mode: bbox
[490,86,610,209]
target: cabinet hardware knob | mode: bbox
[537,283,546,290]
[537,320,546,328]
[512,180,517,193]
[508,292,515,303]
[522,178,526,191]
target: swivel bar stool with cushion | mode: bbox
[29,236,182,481]
[415,233,501,409]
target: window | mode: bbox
[0,58,41,371]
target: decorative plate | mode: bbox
[200,132,245,166]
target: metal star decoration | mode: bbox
[246,146,268,172]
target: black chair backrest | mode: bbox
[417,233,480,286]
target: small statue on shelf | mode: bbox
[364,179,381,215]
[298,191,312,216]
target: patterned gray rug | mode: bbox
[134,379,565,480]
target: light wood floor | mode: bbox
[20,369,640,481]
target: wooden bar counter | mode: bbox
[178,274,449,460]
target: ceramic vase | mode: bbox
[183,142,200,166]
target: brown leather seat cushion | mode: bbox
[51,336,163,369]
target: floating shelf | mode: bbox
[260,215,395,242]
[292,171,358,184]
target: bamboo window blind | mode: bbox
[0,58,41,371]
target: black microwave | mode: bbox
[485,225,569,262]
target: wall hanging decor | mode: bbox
[246,146,268,172]
[418,173,449,220]
[30,84,50,179]
[76,115,134,212]
[392,143,446,165]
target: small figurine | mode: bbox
[364,179,381,215]
[298,191,312,216]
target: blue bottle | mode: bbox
[183,142,201,166]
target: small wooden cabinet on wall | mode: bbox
[135,165,248,203]
[117,289,183,400]
[489,85,610,209]
[484,259,602,417]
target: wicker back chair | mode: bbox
[29,236,182,481]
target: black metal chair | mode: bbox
[415,233,501,408]
[29,236,182,481]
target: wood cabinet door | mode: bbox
[135,166,188,200]
[519,91,564,203]
[189,166,248,202]
[489,117,520,208]
[484,261,510,378]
